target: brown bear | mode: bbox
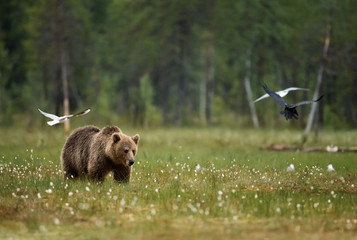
[61,125,140,183]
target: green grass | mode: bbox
[0,127,356,239]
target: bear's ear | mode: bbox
[113,133,121,143]
[102,126,121,135]
[132,134,140,145]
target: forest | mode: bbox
[1,0,356,129]
[1,1,357,238]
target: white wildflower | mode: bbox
[287,164,295,172]
[79,203,90,210]
[54,218,60,225]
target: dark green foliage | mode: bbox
[1,0,356,128]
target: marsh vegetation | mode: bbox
[0,127,356,239]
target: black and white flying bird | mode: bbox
[253,87,309,103]
[262,85,323,120]
[38,108,91,126]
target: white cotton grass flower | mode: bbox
[45,189,53,194]
[327,163,335,172]
[54,218,60,225]
[39,225,47,232]
[151,209,156,215]
[79,203,90,210]
[287,164,295,172]
[195,164,201,171]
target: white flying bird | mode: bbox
[327,163,335,172]
[254,87,309,103]
[38,108,91,126]
[286,163,295,172]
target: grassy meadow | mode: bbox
[0,126,356,239]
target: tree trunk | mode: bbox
[61,51,70,135]
[176,53,184,126]
[199,79,206,122]
[244,48,259,128]
[275,63,284,126]
[175,19,188,126]
[159,57,168,125]
[55,0,70,135]
[302,23,331,145]
[205,30,214,125]
[42,64,49,100]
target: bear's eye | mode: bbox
[124,150,129,153]
[132,150,135,155]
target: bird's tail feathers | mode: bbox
[280,109,298,120]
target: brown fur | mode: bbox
[61,125,140,183]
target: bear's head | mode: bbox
[106,132,140,167]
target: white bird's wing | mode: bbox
[38,108,61,120]
[47,117,71,126]
[47,119,61,126]
[276,87,310,98]
[39,108,90,125]
[283,87,310,92]
[253,94,270,103]
[256,87,310,102]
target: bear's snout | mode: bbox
[129,159,135,166]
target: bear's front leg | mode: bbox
[63,170,78,180]
[87,162,106,183]
[113,165,131,183]
[88,169,106,183]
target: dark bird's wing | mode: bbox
[71,108,91,118]
[290,95,324,108]
[263,85,287,107]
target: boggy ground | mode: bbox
[0,127,356,239]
